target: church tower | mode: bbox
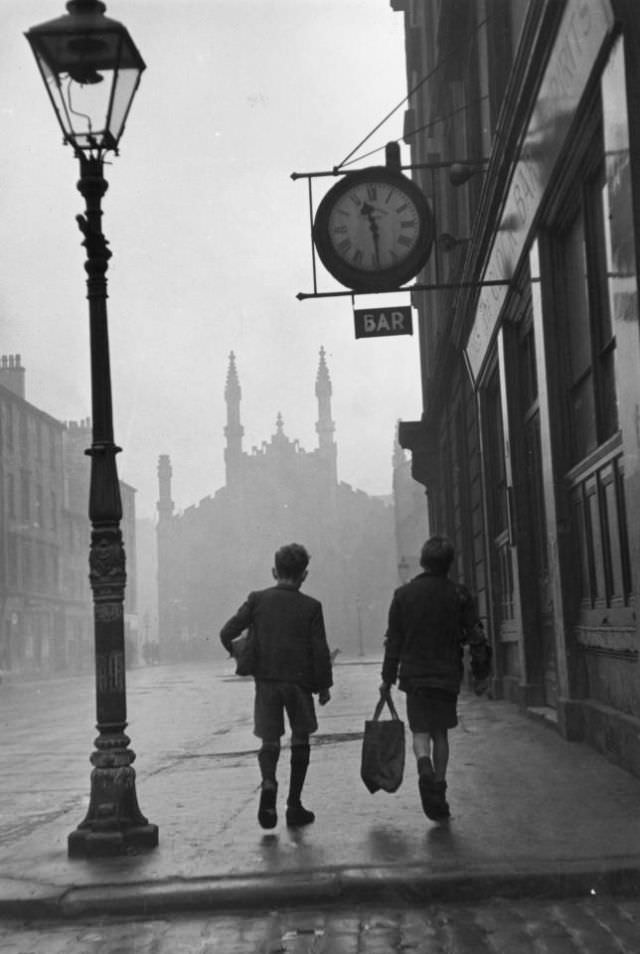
[315,346,337,486]
[157,454,174,522]
[224,351,244,487]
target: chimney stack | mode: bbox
[0,354,26,400]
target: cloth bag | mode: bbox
[360,693,405,793]
[231,628,257,676]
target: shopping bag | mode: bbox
[360,693,405,793]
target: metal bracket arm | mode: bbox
[296,277,511,301]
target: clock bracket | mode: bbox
[292,144,510,301]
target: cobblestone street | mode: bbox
[3,895,640,953]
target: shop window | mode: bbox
[558,154,617,466]
[570,456,631,610]
[517,316,548,579]
[485,370,509,537]
[484,367,514,623]
[552,103,632,626]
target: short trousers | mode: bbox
[254,679,318,740]
[405,687,458,733]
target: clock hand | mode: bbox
[360,201,389,216]
[365,210,381,267]
[372,233,381,267]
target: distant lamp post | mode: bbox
[26,0,157,858]
[356,598,364,658]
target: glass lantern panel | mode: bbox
[107,67,142,144]
[62,68,117,150]
[35,54,76,144]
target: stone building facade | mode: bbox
[392,0,640,776]
[0,355,138,675]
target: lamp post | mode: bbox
[26,0,158,858]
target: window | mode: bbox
[35,485,44,528]
[7,535,17,586]
[484,366,515,624]
[21,540,31,590]
[7,473,15,519]
[37,546,46,591]
[558,149,618,465]
[6,407,13,452]
[20,470,30,523]
[19,412,29,457]
[551,100,634,618]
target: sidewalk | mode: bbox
[2,664,640,920]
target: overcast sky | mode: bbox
[1,0,421,519]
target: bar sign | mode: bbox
[354,306,413,339]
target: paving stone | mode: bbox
[2,899,640,954]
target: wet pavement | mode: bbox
[1,658,640,923]
[3,896,640,952]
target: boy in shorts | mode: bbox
[380,536,490,821]
[220,543,333,829]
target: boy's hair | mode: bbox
[420,536,455,575]
[274,543,310,579]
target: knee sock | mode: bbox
[288,742,310,806]
[417,756,434,778]
[258,744,280,785]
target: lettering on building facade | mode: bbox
[465,0,614,381]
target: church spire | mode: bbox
[315,347,337,487]
[224,351,244,485]
[315,346,335,451]
[393,420,406,469]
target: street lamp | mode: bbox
[26,0,158,858]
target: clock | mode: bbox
[312,166,434,292]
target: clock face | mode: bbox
[313,167,433,292]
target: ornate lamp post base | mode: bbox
[68,730,159,858]
[69,823,159,859]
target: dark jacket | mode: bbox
[381,571,484,694]
[220,583,333,693]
